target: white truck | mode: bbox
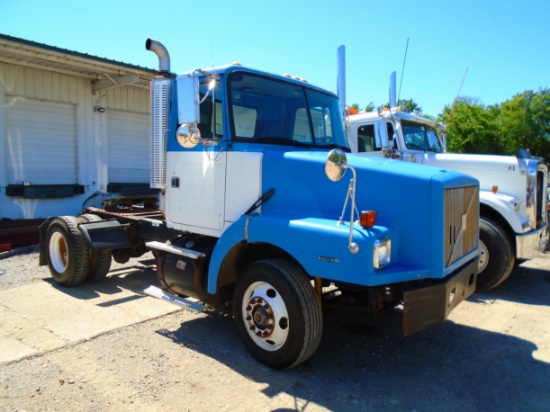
[345,107,548,291]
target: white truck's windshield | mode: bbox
[401,120,444,153]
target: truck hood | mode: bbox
[422,152,519,172]
[420,152,525,197]
[261,149,477,220]
[258,149,478,276]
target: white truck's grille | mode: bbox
[444,186,479,267]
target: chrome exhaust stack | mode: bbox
[146,39,173,190]
[146,38,171,75]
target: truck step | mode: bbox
[145,241,205,259]
[144,285,207,312]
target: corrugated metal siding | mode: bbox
[0,60,151,219]
[107,109,149,183]
[5,96,77,184]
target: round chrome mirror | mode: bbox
[176,123,201,148]
[325,149,348,182]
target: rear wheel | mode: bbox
[233,259,322,369]
[78,214,112,282]
[477,217,515,292]
[46,216,90,286]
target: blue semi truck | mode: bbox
[39,39,479,369]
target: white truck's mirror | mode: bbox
[325,149,347,181]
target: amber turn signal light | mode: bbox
[360,210,376,228]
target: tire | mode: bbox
[233,259,322,369]
[46,216,91,286]
[78,214,112,282]
[476,217,515,292]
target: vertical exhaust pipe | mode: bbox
[146,39,173,190]
[337,45,346,116]
[146,38,171,74]
[389,71,397,108]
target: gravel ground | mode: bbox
[1,247,550,412]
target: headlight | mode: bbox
[374,238,391,269]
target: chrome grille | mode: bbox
[536,163,548,228]
[444,186,479,267]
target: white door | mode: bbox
[5,96,77,184]
[107,110,149,183]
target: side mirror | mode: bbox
[325,149,348,181]
[177,74,199,124]
[175,74,201,148]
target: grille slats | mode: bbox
[444,186,479,267]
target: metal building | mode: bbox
[0,34,156,221]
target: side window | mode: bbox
[199,81,223,138]
[357,125,376,152]
[386,122,395,141]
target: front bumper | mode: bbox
[517,222,549,259]
[402,257,478,336]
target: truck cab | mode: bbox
[347,108,548,291]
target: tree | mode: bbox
[437,89,550,160]
[364,101,376,112]
[439,97,501,154]
[497,89,550,161]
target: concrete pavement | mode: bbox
[0,266,182,365]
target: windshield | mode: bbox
[401,119,444,153]
[229,72,348,149]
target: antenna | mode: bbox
[448,67,469,120]
[389,71,397,108]
[398,38,409,103]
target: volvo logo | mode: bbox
[318,256,340,263]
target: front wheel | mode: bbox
[233,259,322,369]
[477,217,515,292]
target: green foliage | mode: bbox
[364,101,376,112]
[350,102,376,112]
[439,89,550,160]
[398,99,422,114]
[382,98,422,114]
[498,89,550,160]
[440,97,501,154]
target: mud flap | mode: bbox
[402,258,478,336]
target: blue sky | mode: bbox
[2,0,549,116]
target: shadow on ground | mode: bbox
[156,304,550,411]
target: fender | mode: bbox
[479,190,525,234]
[207,213,433,293]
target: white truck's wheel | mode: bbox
[78,214,112,282]
[46,216,90,286]
[476,217,515,291]
[233,259,322,369]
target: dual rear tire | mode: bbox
[45,215,111,286]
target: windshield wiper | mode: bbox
[259,137,311,147]
[316,143,351,152]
